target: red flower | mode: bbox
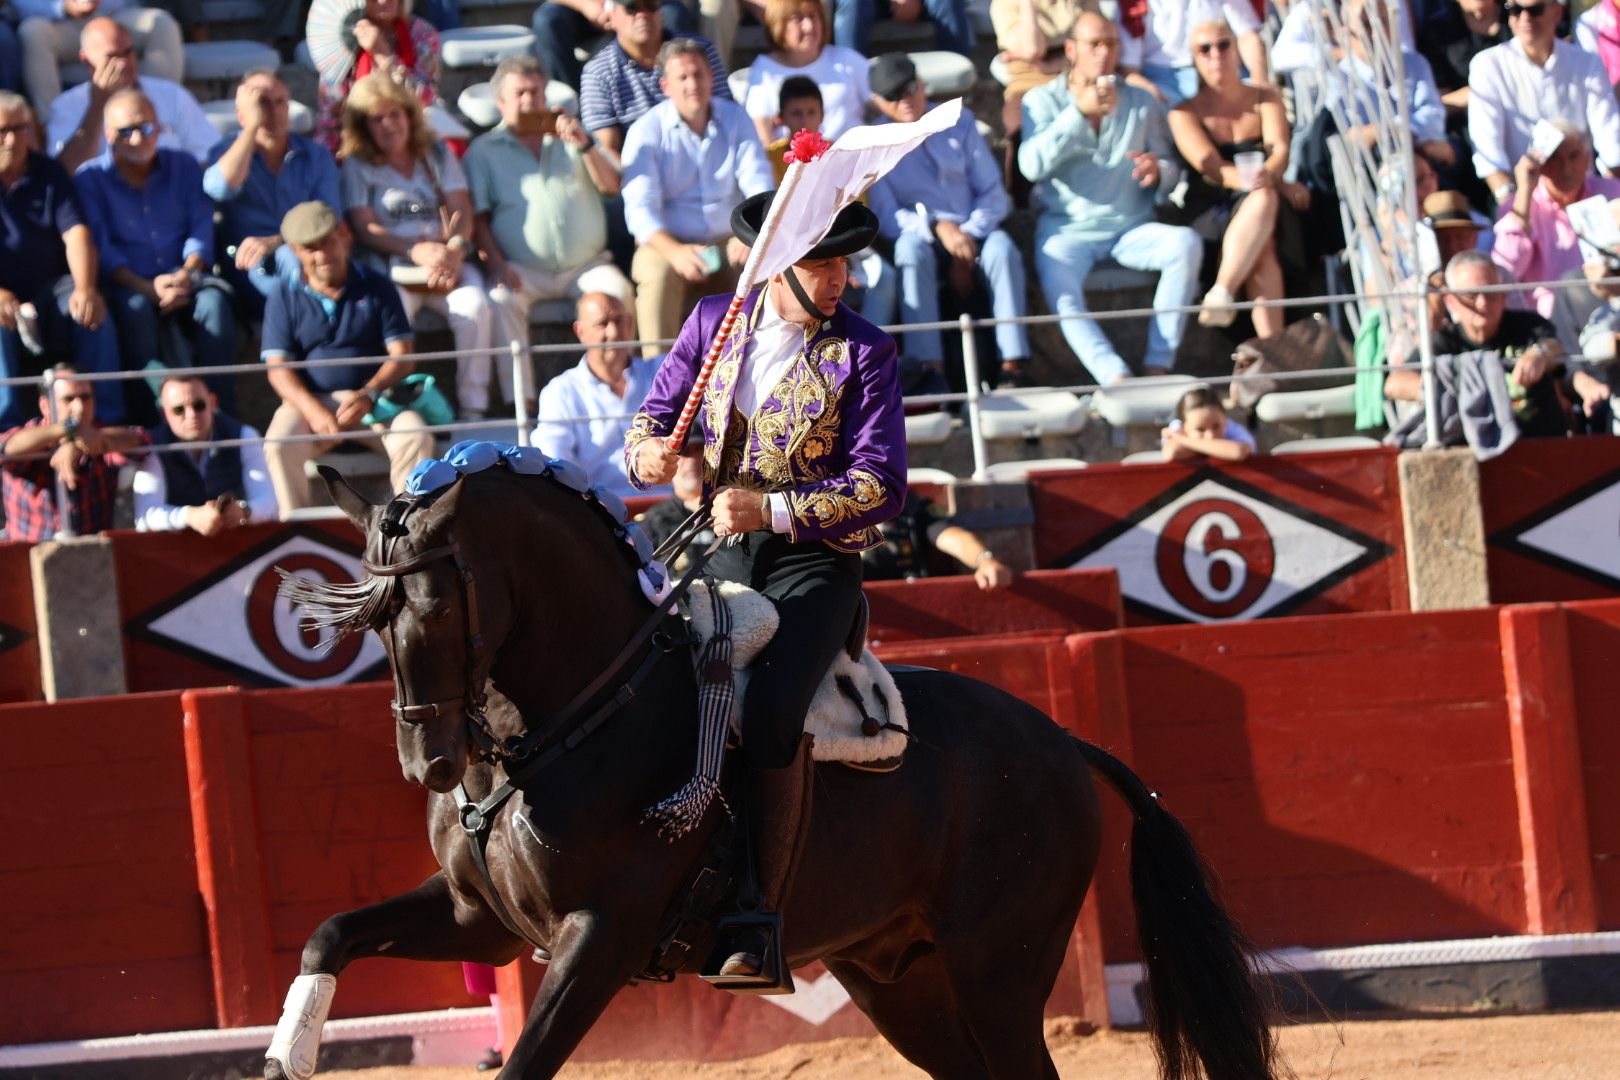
[783,128,832,165]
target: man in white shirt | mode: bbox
[534,291,666,498]
[1468,0,1620,204]
[134,375,278,533]
[621,37,774,357]
[16,0,182,114]
[47,17,216,173]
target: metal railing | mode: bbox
[13,268,1615,536]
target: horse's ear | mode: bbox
[414,474,466,535]
[318,465,374,533]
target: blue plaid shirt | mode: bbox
[579,32,730,136]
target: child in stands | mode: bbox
[1161,386,1256,462]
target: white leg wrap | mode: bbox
[265,972,337,1080]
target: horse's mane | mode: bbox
[277,459,655,651]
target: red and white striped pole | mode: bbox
[664,130,831,450]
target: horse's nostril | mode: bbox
[423,756,457,789]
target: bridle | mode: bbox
[363,498,514,763]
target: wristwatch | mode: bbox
[61,414,79,441]
[1493,181,1516,203]
[975,549,996,565]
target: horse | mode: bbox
[266,455,1281,1080]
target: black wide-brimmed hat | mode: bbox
[731,191,879,261]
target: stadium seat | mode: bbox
[294,39,316,72]
[439,26,537,69]
[979,458,1087,481]
[907,466,957,484]
[1270,436,1383,455]
[905,410,954,446]
[1253,382,1356,424]
[902,51,976,97]
[1120,450,1165,464]
[988,53,1009,87]
[203,97,315,137]
[425,103,470,140]
[457,79,578,129]
[1090,375,1197,427]
[199,0,266,21]
[728,66,751,104]
[976,389,1089,441]
[183,40,280,82]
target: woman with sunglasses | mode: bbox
[1168,21,1304,337]
[313,0,442,154]
[339,73,495,419]
[743,0,870,146]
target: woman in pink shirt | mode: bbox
[1491,122,1620,318]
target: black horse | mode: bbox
[267,460,1281,1080]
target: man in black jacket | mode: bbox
[133,374,279,533]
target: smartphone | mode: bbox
[698,245,724,274]
[1530,118,1565,162]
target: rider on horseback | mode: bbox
[626,192,908,979]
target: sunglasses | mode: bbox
[112,121,157,141]
[619,0,660,12]
[1505,2,1551,17]
[1195,39,1234,55]
[168,398,210,417]
[880,79,920,101]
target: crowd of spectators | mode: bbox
[2,0,1620,540]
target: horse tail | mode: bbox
[1075,737,1281,1080]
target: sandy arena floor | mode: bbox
[289,1010,1620,1079]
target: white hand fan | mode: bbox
[306,0,368,88]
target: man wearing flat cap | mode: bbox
[260,200,434,514]
[625,191,906,982]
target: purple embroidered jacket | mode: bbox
[625,289,907,553]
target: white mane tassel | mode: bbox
[265,972,337,1080]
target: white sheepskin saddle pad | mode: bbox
[686,580,909,771]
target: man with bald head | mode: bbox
[75,87,235,421]
[534,290,666,497]
[1018,11,1198,384]
[0,89,119,429]
[47,17,215,174]
[17,0,181,115]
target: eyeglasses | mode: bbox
[1505,2,1550,18]
[112,121,157,141]
[1195,39,1234,55]
[619,0,660,12]
[168,399,211,416]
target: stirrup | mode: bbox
[700,911,793,995]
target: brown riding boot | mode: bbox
[718,734,816,977]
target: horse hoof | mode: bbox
[264,1059,288,1080]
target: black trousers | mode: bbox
[709,532,863,769]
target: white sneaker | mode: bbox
[1198,285,1237,328]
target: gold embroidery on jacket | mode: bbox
[788,467,887,532]
[623,410,665,473]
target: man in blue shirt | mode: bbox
[867,53,1031,389]
[75,87,237,421]
[622,37,773,356]
[0,90,120,428]
[531,0,694,92]
[1019,12,1201,384]
[203,70,342,319]
[260,201,434,513]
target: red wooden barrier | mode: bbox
[1480,438,1620,604]
[111,522,386,693]
[863,568,1122,645]
[1556,598,1620,930]
[0,692,212,1043]
[0,539,39,703]
[1029,450,1408,625]
[1063,609,1527,962]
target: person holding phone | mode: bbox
[1493,121,1620,319]
[466,56,630,413]
[134,374,278,533]
[1019,11,1200,384]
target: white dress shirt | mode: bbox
[534,354,667,498]
[133,424,278,531]
[47,75,219,162]
[1467,38,1620,178]
[738,292,815,534]
[1118,0,1259,70]
[621,97,776,244]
